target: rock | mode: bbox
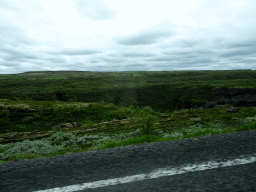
[174,87,256,111]
[214,104,239,112]
[189,117,202,121]
[189,107,204,111]
[214,105,225,108]
[214,88,256,107]
[71,122,81,127]
[225,107,239,113]
[159,115,169,118]
[51,122,81,131]
[209,105,239,112]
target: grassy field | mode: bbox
[0,70,256,164]
[1,70,256,107]
[0,99,256,164]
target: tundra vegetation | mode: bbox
[0,70,256,164]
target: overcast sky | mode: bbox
[1,0,256,74]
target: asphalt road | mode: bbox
[1,130,256,192]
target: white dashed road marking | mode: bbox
[35,153,256,192]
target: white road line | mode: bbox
[35,154,256,192]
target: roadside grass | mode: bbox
[1,120,256,164]
[0,99,256,164]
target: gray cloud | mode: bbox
[114,21,177,46]
[50,49,103,56]
[0,0,256,74]
[74,0,117,21]
[0,25,38,47]
[0,0,45,13]
[0,0,20,11]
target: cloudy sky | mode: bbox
[1,0,256,74]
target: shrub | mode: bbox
[138,114,158,136]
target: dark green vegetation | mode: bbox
[1,70,256,113]
[0,70,256,164]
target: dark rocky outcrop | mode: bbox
[126,85,256,113]
[178,88,256,111]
